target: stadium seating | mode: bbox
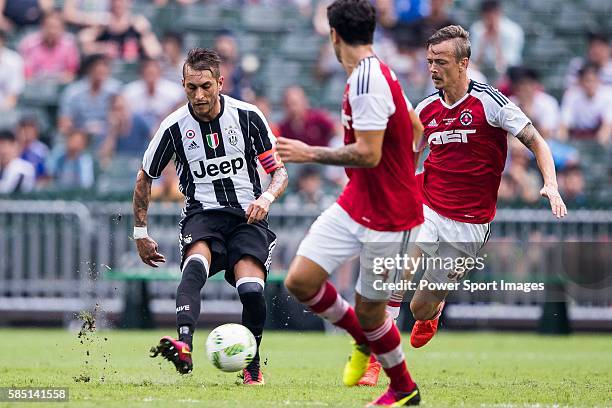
[1,1,609,205]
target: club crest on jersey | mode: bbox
[460,110,473,126]
[206,132,220,149]
[225,125,238,146]
[186,129,196,139]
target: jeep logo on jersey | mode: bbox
[205,132,220,149]
[428,129,476,145]
[191,154,244,181]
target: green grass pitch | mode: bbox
[0,329,610,407]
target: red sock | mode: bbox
[304,281,367,345]
[364,316,415,392]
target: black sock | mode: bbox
[237,278,266,368]
[176,254,208,350]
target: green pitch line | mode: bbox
[0,329,610,407]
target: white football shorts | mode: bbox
[297,203,421,301]
[416,204,491,284]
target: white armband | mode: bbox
[261,191,275,203]
[133,226,149,239]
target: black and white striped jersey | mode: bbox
[142,94,283,218]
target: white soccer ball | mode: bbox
[205,323,257,372]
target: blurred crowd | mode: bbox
[0,0,610,209]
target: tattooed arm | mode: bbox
[133,169,166,266]
[246,166,289,224]
[266,166,289,199]
[133,169,152,227]
[277,129,385,168]
[515,124,567,218]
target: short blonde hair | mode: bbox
[426,25,471,61]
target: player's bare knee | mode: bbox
[234,255,266,281]
[284,273,314,300]
[184,240,211,260]
[285,257,327,301]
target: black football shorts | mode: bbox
[179,209,277,286]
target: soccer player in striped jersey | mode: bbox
[388,25,567,349]
[279,1,423,405]
[134,48,288,384]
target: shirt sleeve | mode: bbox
[142,124,175,178]
[495,102,531,136]
[479,87,531,136]
[248,108,283,174]
[350,93,395,131]
[349,61,396,131]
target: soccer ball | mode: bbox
[205,323,257,372]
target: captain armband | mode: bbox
[257,147,283,174]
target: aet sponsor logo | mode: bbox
[190,154,244,181]
[428,129,476,145]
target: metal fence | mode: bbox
[1,201,611,328]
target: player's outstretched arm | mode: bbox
[277,129,384,168]
[133,168,166,267]
[516,124,568,219]
[246,166,289,224]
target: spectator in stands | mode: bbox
[122,57,184,129]
[0,129,35,194]
[160,31,185,83]
[19,10,80,84]
[62,0,110,28]
[559,63,612,146]
[566,32,612,87]
[559,164,587,207]
[16,115,49,181]
[214,32,250,100]
[505,138,541,204]
[46,128,94,190]
[153,0,198,6]
[151,162,182,203]
[469,0,524,78]
[99,94,151,167]
[283,165,335,210]
[510,67,560,140]
[497,173,519,204]
[0,29,24,110]
[0,0,53,31]
[79,0,161,62]
[508,66,581,175]
[392,0,456,47]
[279,85,335,146]
[58,54,121,146]
[254,95,281,136]
[372,0,431,28]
